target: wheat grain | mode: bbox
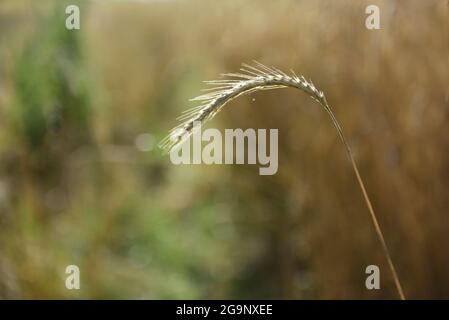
[159,61,325,151]
[159,61,406,300]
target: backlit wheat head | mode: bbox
[159,61,327,152]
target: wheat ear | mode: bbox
[159,61,406,300]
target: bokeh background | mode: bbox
[0,0,448,299]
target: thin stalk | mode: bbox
[322,97,406,300]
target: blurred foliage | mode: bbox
[0,0,448,299]
[13,2,90,149]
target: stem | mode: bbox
[322,98,406,300]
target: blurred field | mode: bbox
[0,0,448,299]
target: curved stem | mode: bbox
[322,98,406,300]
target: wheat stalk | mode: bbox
[159,61,406,300]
